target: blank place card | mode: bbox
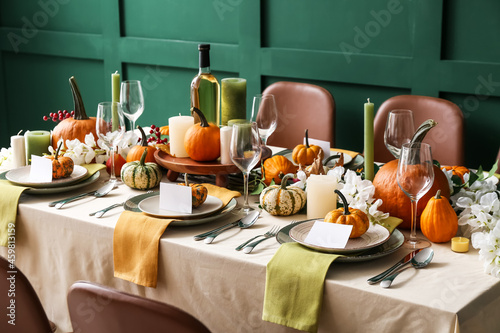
[159,182,192,214]
[304,221,352,248]
[307,138,331,159]
[29,155,52,183]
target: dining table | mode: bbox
[1,146,500,333]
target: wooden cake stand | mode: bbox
[154,146,272,187]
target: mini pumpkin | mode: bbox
[121,148,162,190]
[420,190,458,243]
[292,129,322,166]
[262,155,298,185]
[184,107,220,161]
[45,142,74,179]
[178,174,208,208]
[324,190,369,238]
[159,125,169,136]
[126,125,157,164]
[259,173,306,216]
[442,165,470,183]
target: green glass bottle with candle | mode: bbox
[190,44,220,125]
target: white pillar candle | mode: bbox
[306,174,338,219]
[169,115,194,158]
[220,126,233,164]
[11,132,26,168]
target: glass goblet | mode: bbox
[96,102,126,184]
[397,142,435,249]
[230,121,262,215]
[384,109,415,159]
[120,80,144,132]
[251,94,278,146]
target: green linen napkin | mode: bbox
[263,242,341,333]
[80,163,106,180]
[378,216,403,234]
[0,180,29,247]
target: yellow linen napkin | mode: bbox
[0,180,29,247]
[379,216,403,233]
[80,163,106,180]
[263,243,341,333]
[113,184,241,288]
[330,148,359,159]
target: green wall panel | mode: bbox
[122,0,239,43]
[2,52,104,136]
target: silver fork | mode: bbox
[235,225,280,251]
[242,226,280,254]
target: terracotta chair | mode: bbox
[373,95,464,165]
[67,281,210,333]
[0,256,58,333]
[261,81,335,149]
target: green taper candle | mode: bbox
[221,78,247,126]
[112,71,120,131]
[364,98,374,181]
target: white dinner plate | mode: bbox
[138,195,224,219]
[283,150,353,166]
[5,165,88,188]
[289,221,390,254]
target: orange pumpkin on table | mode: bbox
[184,107,220,162]
[262,155,298,186]
[126,126,157,164]
[442,165,470,183]
[420,190,458,243]
[45,142,74,179]
[292,129,322,166]
[324,190,369,238]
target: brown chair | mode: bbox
[261,81,335,149]
[373,95,464,165]
[67,281,210,333]
[0,256,57,333]
[495,147,500,173]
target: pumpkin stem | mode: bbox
[69,76,89,120]
[304,129,310,148]
[137,125,148,147]
[55,141,63,160]
[184,173,189,186]
[191,107,210,128]
[434,189,442,199]
[139,147,148,166]
[280,173,294,189]
[335,189,350,215]
[410,119,437,146]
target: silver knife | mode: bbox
[367,249,422,284]
[193,215,243,241]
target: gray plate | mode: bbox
[0,170,100,195]
[276,219,404,262]
[124,191,238,226]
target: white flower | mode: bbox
[0,147,13,168]
[327,166,345,183]
[290,170,307,189]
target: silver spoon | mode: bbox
[49,182,116,209]
[381,248,434,288]
[204,211,259,244]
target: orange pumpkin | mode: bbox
[262,155,298,185]
[52,76,98,149]
[324,190,369,238]
[292,129,322,165]
[159,125,169,136]
[420,190,458,243]
[178,174,208,208]
[126,126,157,164]
[45,142,74,179]
[442,165,469,183]
[184,107,220,161]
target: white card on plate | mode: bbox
[306,138,331,159]
[159,182,192,214]
[304,221,352,248]
[29,155,52,183]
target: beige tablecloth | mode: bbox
[1,172,500,333]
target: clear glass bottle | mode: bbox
[190,44,220,125]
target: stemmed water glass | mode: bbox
[230,122,262,215]
[251,94,278,146]
[96,102,126,184]
[384,109,415,158]
[397,142,434,249]
[120,80,144,131]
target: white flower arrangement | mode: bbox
[0,147,13,168]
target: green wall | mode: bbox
[0,0,499,169]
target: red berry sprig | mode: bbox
[43,110,74,122]
[147,124,168,144]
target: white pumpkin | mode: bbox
[259,174,306,216]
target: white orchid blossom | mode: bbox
[0,147,13,168]
[289,170,307,189]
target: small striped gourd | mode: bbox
[259,174,306,216]
[121,148,162,190]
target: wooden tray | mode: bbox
[154,146,272,187]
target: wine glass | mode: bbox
[251,94,278,145]
[397,142,434,249]
[384,109,415,159]
[120,80,144,131]
[230,122,262,215]
[96,102,126,184]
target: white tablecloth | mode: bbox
[1,169,500,333]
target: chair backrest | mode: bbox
[67,281,211,333]
[261,81,335,149]
[496,147,500,173]
[0,256,55,333]
[373,95,464,165]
